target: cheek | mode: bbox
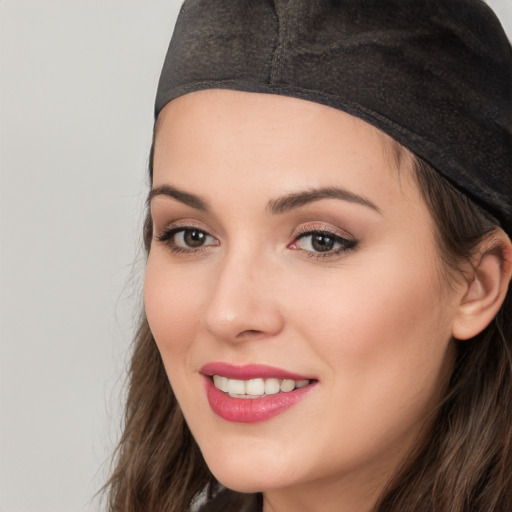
[302,242,450,352]
[297,274,437,348]
[292,248,453,420]
[274,253,454,474]
[144,257,203,361]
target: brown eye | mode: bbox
[291,230,357,256]
[311,234,335,252]
[156,226,218,252]
[183,229,208,247]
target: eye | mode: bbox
[156,226,218,253]
[290,229,357,257]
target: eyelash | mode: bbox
[156,225,217,254]
[290,226,358,259]
[155,225,358,259]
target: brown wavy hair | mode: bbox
[105,137,512,512]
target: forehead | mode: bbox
[152,89,419,213]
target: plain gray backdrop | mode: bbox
[1,1,511,511]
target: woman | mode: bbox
[106,1,512,511]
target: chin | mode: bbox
[215,475,265,494]
[212,472,292,495]
[199,443,297,494]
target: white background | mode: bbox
[0,1,511,511]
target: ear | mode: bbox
[452,230,512,340]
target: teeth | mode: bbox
[264,378,280,395]
[280,379,295,392]
[227,379,245,396]
[245,378,265,395]
[213,375,229,393]
[213,375,311,397]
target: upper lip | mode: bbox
[200,362,314,381]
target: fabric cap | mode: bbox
[155,0,512,235]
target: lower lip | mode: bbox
[204,377,316,423]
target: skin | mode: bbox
[145,90,466,512]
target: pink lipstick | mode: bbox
[201,363,317,423]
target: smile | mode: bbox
[213,375,310,398]
[201,363,317,423]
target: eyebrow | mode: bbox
[266,187,382,215]
[148,184,381,215]
[148,184,210,211]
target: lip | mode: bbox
[200,362,313,381]
[201,363,317,423]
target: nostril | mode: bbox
[235,329,266,340]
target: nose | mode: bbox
[202,252,285,343]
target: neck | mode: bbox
[260,429,424,512]
[262,471,383,512]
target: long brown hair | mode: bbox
[105,140,512,511]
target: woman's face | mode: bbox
[146,90,462,509]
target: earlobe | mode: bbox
[452,231,512,341]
